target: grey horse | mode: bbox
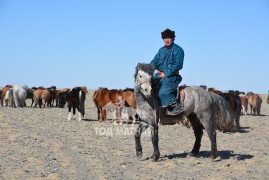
[10,85,28,108]
[134,63,234,162]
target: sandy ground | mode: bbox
[0,91,269,179]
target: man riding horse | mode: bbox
[150,28,184,115]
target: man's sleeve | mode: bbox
[165,49,184,78]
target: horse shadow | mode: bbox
[224,126,251,134]
[82,118,98,122]
[161,150,254,161]
[243,114,267,116]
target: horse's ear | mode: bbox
[137,63,141,70]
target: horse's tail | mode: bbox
[244,96,248,114]
[210,93,234,131]
[79,90,86,117]
[256,95,262,115]
[92,91,98,108]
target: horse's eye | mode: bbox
[139,75,142,78]
[145,89,147,91]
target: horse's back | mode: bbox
[12,85,27,99]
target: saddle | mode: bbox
[160,84,188,125]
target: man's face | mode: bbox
[163,38,173,47]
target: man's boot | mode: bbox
[166,100,184,115]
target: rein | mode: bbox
[135,80,151,89]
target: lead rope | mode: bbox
[154,86,160,126]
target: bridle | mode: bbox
[135,80,151,89]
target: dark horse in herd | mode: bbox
[134,63,234,162]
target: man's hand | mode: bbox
[160,73,166,79]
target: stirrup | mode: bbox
[166,103,184,116]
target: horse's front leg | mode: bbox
[97,107,100,121]
[134,123,148,160]
[101,109,106,122]
[150,125,160,161]
[118,106,123,125]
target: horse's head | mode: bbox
[135,63,155,98]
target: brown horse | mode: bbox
[1,85,13,106]
[46,86,57,107]
[58,88,71,108]
[93,88,125,123]
[93,88,109,122]
[33,89,51,108]
[239,94,248,115]
[26,88,36,107]
[247,92,262,115]
[208,88,241,129]
[123,89,137,124]
[66,86,87,121]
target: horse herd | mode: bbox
[0,67,268,162]
[0,85,137,123]
[0,83,266,124]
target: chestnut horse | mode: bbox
[239,94,248,115]
[1,85,13,106]
[93,88,124,123]
[247,92,262,115]
[123,89,137,124]
[33,89,51,108]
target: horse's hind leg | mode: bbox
[206,129,219,159]
[134,123,149,160]
[188,113,203,157]
[73,106,76,117]
[31,98,34,107]
[67,106,72,120]
[77,106,82,121]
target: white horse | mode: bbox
[4,89,15,107]
[11,85,28,107]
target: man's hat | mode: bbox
[161,28,176,39]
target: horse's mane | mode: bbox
[134,63,155,80]
[97,87,107,90]
[124,88,134,92]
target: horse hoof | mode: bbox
[150,154,160,162]
[137,152,143,160]
[212,156,221,162]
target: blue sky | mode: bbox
[0,0,268,93]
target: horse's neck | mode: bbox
[135,90,156,110]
